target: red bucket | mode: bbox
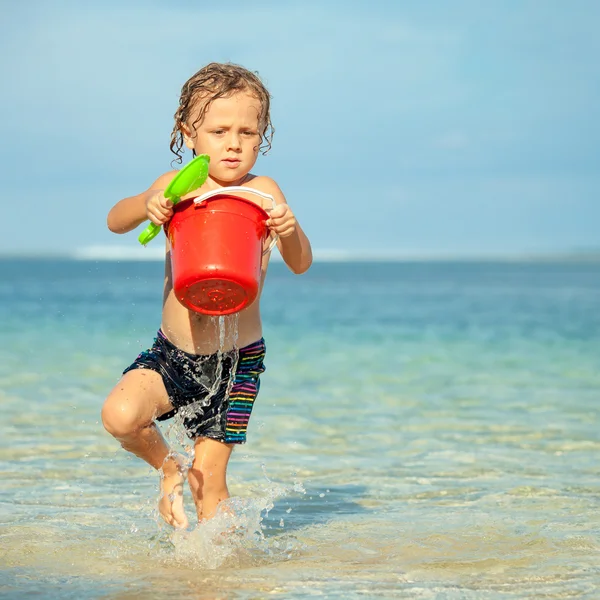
[166,188,276,316]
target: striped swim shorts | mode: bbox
[123,330,266,443]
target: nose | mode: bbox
[226,131,242,152]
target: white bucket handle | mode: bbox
[193,187,279,255]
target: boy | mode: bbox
[101,62,312,529]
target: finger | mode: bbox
[149,206,163,219]
[154,198,171,212]
[270,218,295,232]
[269,205,286,219]
[268,216,287,228]
[149,210,168,225]
[152,202,173,217]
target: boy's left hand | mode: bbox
[266,203,297,238]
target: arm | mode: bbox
[275,215,313,275]
[107,171,178,234]
[252,177,312,274]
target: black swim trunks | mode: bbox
[123,330,266,443]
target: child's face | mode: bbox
[185,91,263,185]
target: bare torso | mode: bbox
[158,177,274,355]
[160,251,270,354]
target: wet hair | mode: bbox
[170,62,274,164]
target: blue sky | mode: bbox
[1,0,598,258]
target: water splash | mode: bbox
[162,313,241,459]
[164,480,307,570]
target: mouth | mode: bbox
[222,158,241,167]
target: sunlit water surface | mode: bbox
[1,259,599,599]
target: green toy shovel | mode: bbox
[138,154,211,245]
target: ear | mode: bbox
[181,125,195,150]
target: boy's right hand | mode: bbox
[145,190,173,225]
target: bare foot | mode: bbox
[159,457,189,529]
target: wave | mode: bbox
[69,246,483,262]
[72,245,166,261]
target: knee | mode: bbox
[101,396,149,439]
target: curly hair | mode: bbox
[170,62,274,164]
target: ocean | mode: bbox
[1,258,599,599]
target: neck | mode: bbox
[208,174,250,188]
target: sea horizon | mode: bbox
[2,245,600,263]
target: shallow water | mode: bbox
[1,259,600,598]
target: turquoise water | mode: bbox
[1,258,599,599]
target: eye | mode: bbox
[242,130,258,137]
[212,129,226,135]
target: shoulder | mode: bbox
[149,169,179,190]
[244,175,287,204]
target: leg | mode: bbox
[184,338,266,521]
[101,369,189,528]
[187,438,234,521]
